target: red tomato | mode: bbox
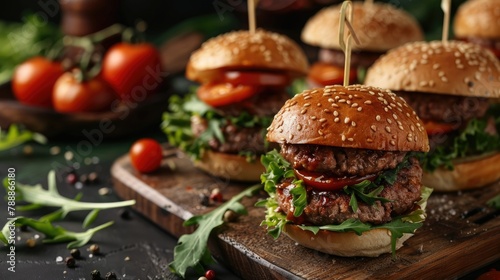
[52,72,117,113]
[102,43,162,100]
[12,56,64,108]
[129,138,163,173]
[477,269,500,280]
[423,120,458,135]
[223,71,290,87]
[294,169,377,191]
[307,62,357,86]
[197,83,258,107]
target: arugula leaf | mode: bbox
[422,109,500,172]
[0,124,47,151]
[0,217,113,249]
[487,194,500,210]
[4,171,135,218]
[169,184,262,278]
[162,90,274,161]
[299,218,371,235]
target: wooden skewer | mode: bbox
[339,1,358,86]
[441,0,451,42]
[248,0,256,33]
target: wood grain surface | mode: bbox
[111,146,500,280]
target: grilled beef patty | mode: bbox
[276,157,422,225]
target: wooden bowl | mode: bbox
[0,82,171,140]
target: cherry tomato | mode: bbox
[423,120,458,135]
[129,138,163,173]
[223,71,290,87]
[294,169,377,191]
[102,43,162,100]
[307,62,357,86]
[53,72,117,113]
[197,83,258,107]
[477,269,500,280]
[12,56,64,108]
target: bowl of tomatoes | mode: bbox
[0,40,172,139]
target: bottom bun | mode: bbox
[284,224,412,257]
[194,150,265,182]
[422,152,500,192]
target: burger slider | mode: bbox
[454,0,500,58]
[365,40,500,191]
[163,30,308,181]
[301,1,423,87]
[259,84,431,257]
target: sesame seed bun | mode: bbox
[283,221,413,257]
[301,2,423,52]
[364,41,500,98]
[267,85,429,152]
[422,152,500,192]
[194,150,265,182]
[454,0,500,39]
[186,29,309,83]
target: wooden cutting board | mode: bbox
[111,146,500,280]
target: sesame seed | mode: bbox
[390,140,396,146]
[331,103,339,108]
[352,103,358,108]
[364,100,372,105]
[318,130,324,136]
[347,138,354,142]
[370,125,377,132]
[367,138,373,143]
[351,121,356,127]
[323,92,332,96]
[319,118,326,123]
[334,117,340,123]
[410,125,415,132]
[339,99,346,103]
[385,126,391,133]
[317,103,322,107]
[369,91,375,95]
[344,117,350,124]
[311,116,317,120]
[301,109,307,114]
[328,98,334,103]
[387,119,392,124]
[392,114,398,120]
[297,124,302,131]
[346,100,351,105]
[398,125,404,130]
[376,115,381,121]
[341,135,346,141]
[304,96,311,100]
[357,107,362,112]
[441,76,448,82]
[333,111,339,116]
[304,103,311,107]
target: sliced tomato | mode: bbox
[196,83,259,107]
[294,169,377,191]
[423,120,458,135]
[223,71,290,87]
[308,62,357,86]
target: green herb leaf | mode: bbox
[169,184,262,278]
[487,194,500,209]
[290,180,307,217]
[0,124,47,151]
[422,110,500,172]
[4,170,135,219]
[0,217,113,249]
[83,209,100,228]
[299,218,371,235]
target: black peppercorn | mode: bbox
[199,193,210,206]
[88,172,99,183]
[90,269,101,280]
[119,209,131,220]
[65,256,76,268]
[105,271,117,280]
[89,244,100,254]
[70,248,81,258]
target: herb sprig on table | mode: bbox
[1,171,135,248]
[0,124,47,151]
[169,184,262,278]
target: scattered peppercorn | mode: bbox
[66,173,77,185]
[210,188,223,203]
[198,277,208,280]
[119,209,131,220]
[223,210,238,223]
[80,174,89,184]
[105,271,117,280]
[98,187,111,196]
[70,248,81,258]
[26,238,36,248]
[89,244,100,254]
[199,193,210,206]
[65,256,76,268]
[88,172,99,183]
[205,269,216,280]
[90,269,101,280]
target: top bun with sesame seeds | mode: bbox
[453,0,500,59]
[364,40,500,191]
[301,2,423,52]
[364,40,500,98]
[186,29,309,83]
[259,84,431,258]
[267,84,429,152]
